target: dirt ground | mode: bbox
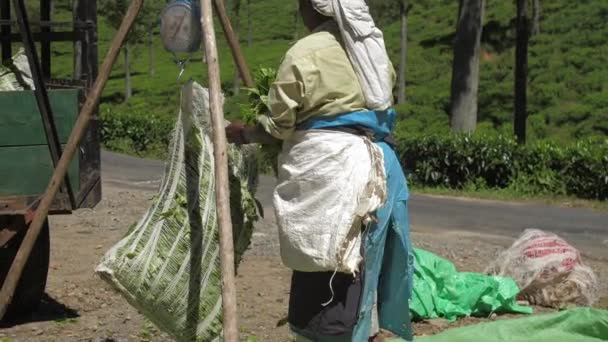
[0,183,607,341]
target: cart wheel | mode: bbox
[0,217,50,320]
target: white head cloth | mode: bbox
[311,0,392,110]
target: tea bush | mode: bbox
[100,106,174,158]
[397,134,608,200]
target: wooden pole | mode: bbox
[0,0,145,320]
[200,1,239,341]
[212,0,254,88]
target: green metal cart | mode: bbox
[0,0,99,319]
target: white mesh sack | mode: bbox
[96,81,258,341]
[486,229,599,308]
[0,48,34,91]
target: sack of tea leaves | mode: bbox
[0,48,35,91]
[96,81,258,341]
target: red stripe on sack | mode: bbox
[523,247,577,258]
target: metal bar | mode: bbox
[0,0,144,320]
[0,20,92,28]
[0,31,82,43]
[47,78,88,88]
[0,194,71,216]
[74,0,101,210]
[77,0,98,87]
[40,0,51,78]
[12,0,76,208]
[0,0,11,62]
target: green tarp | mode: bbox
[411,248,532,321]
[415,308,608,342]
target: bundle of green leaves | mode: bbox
[241,67,277,125]
[241,67,281,174]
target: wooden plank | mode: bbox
[0,89,79,146]
[0,145,79,197]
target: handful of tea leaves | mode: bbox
[241,67,281,175]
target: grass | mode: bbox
[53,317,78,327]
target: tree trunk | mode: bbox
[72,0,82,80]
[232,0,241,95]
[514,0,529,144]
[531,0,541,35]
[246,0,252,47]
[124,43,132,101]
[148,30,155,76]
[449,0,485,133]
[397,0,408,105]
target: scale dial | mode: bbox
[160,1,202,53]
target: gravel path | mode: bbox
[0,181,606,341]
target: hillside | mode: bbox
[44,0,608,155]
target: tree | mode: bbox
[99,0,162,101]
[531,0,541,35]
[231,0,242,95]
[367,0,400,28]
[397,0,411,105]
[246,0,252,47]
[449,0,486,133]
[148,25,155,76]
[514,0,529,144]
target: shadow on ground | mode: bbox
[0,293,79,328]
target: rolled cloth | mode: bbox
[310,0,392,110]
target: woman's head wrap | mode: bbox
[310,0,392,110]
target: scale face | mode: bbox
[160,0,202,53]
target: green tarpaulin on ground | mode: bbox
[411,248,532,321]
[414,308,608,342]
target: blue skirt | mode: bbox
[290,110,414,341]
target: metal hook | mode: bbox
[172,52,193,81]
[177,60,186,81]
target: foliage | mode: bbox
[240,67,281,175]
[42,0,604,147]
[99,105,174,158]
[398,134,608,200]
[240,67,277,124]
[98,0,164,44]
[42,0,607,201]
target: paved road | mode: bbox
[101,150,608,258]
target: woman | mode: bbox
[226,1,413,341]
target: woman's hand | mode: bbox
[226,121,281,145]
[225,121,247,145]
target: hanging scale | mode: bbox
[160,0,203,80]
